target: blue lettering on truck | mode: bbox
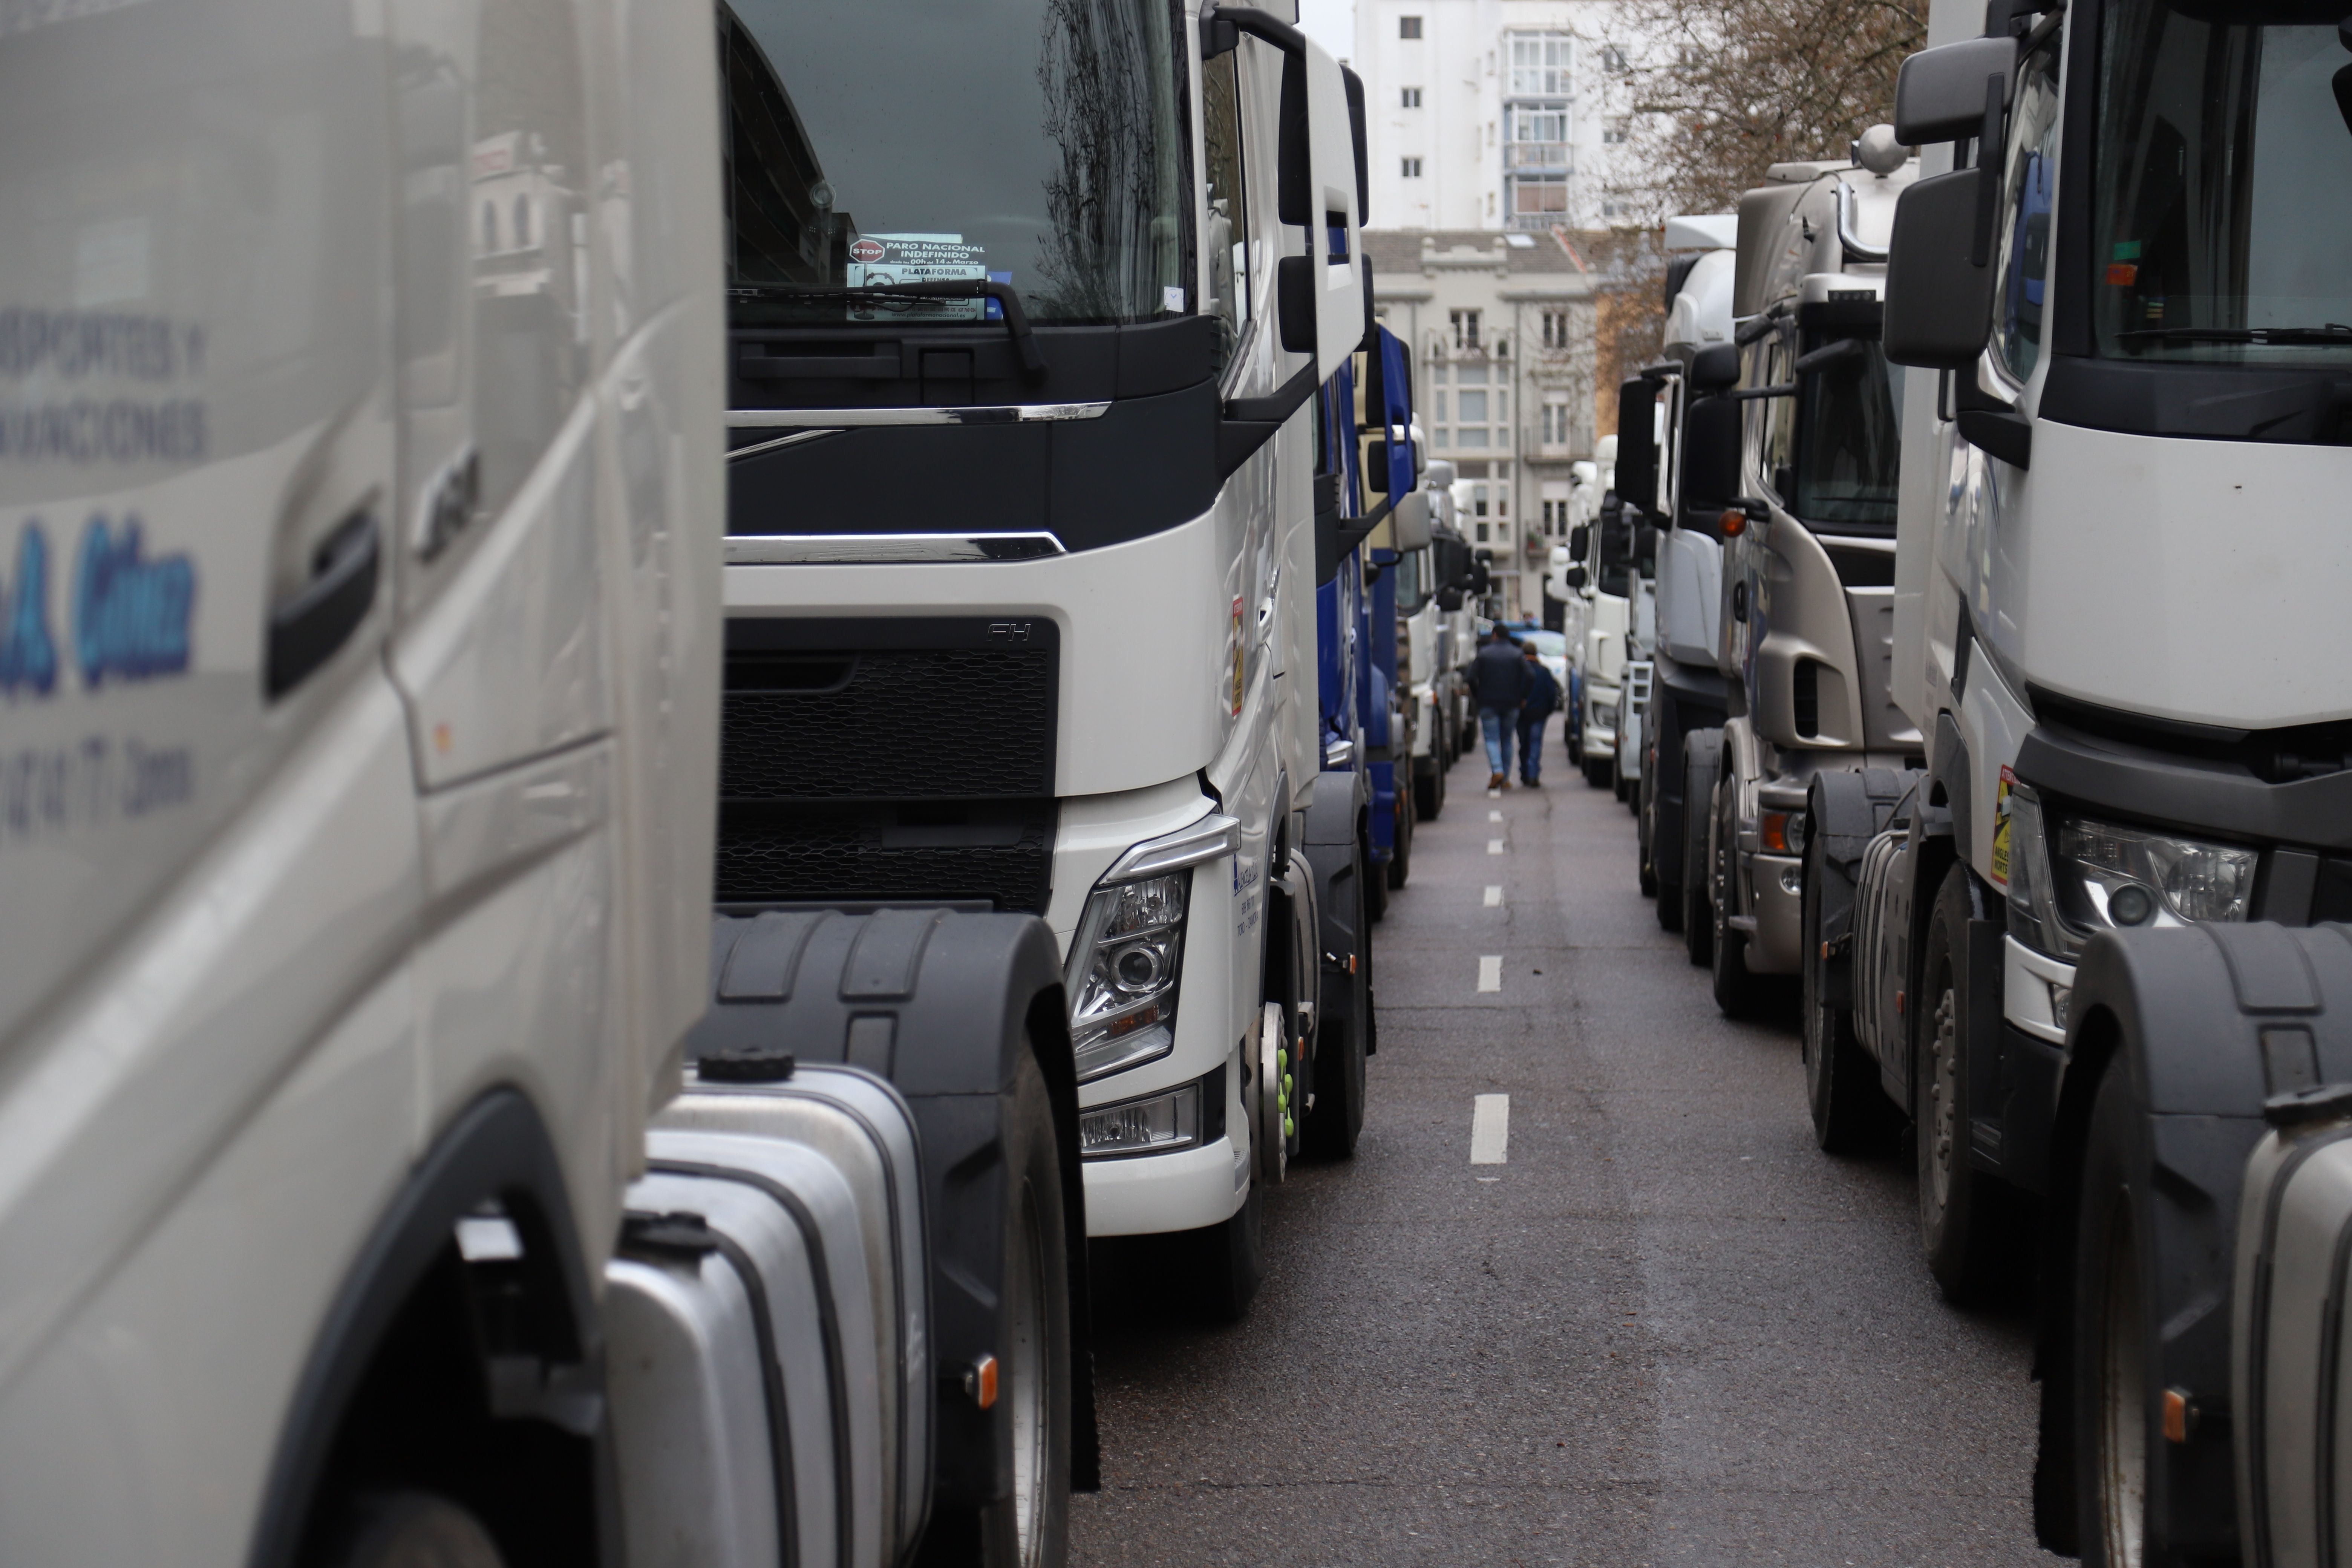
[0,522,57,696]
[73,516,192,685]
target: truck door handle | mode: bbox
[266,510,380,700]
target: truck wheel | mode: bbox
[1364,843,1390,923]
[1914,865,2018,1303]
[1636,769,1658,897]
[975,1046,1073,1568]
[1305,856,1368,1161]
[322,1493,506,1568]
[1614,765,1630,803]
[1802,832,1884,1152]
[1709,780,1762,1018]
[1680,733,1720,966]
[2072,1066,2152,1568]
[1387,803,1412,890]
[1413,755,1441,820]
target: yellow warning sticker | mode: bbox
[1989,764,2015,887]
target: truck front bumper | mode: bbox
[1083,1132,1248,1236]
[1742,851,1804,974]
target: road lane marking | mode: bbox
[1483,885,1502,906]
[1488,810,1503,822]
[1478,955,1502,991]
[1487,838,1504,854]
[1470,1094,1509,1164]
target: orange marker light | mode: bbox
[2163,1387,2191,1442]
[2106,262,2139,286]
[1719,508,1746,536]
[1760,812,1790,854]
[972,1354,1000,1410]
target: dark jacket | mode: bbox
[1521,659,1560,720]
[1470,640,1534,710]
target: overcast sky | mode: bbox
[1297,0,1353,62]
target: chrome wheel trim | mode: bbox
[1928,989,1959,1215]
[1257,1001,1288,1185]
[2098,1200,2148,1568]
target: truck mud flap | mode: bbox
[1304,770,1370,1058]
[687,908,1099,1513]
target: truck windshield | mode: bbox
[1794,339,1902,532]
[721,0,1188,327]
[2092,2,2352,366]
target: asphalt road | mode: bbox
[1070,732,2066,1567]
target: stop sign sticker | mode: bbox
[849,238,886,263]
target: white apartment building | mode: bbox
[1367,229,1593,621]
[1349,0,1652,233]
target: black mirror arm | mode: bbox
[1217,360,1321,477]
[1724,382,1799,401]
[1971,74,2004,266]
[1201,3,1307,59]
[1793,338,1865,374]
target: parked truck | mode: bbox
[1665,148,1919,1018]
[1798,0,2352,1558]
[0,0,1096,1563]
[1631,214,1738,929]
[712,0,1378,1314]
[1402,462,1476,812]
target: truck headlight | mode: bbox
[1066,871,1188,1083]
[2004,782,2254,959]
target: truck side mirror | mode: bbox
[1884,169,1997,367]
[1690,343,1740,392]
[1567,523,1590,558]
[1391,489,1432,551]
[1883,35,2015,369]
[1615,377,1660,516]
[1679,394,1743,517]
[1258,14,1366,381]
[1436,585,1465,611]
[1564,564,1589,591]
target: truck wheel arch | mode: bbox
[249,1087,605,1568]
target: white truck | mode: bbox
[711,0,1376,1314]
[0,0,1093,1563]
[1668,151,1919,1018]
[1631,216,1738,924]
[1798,1,2352,1559]
[1555,438,1631,789]
[1399,461,1470,820]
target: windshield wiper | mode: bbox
[728,279,1046,377]
[2116,324,2352,348]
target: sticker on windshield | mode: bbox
[846,233,993,322]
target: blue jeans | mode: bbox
[1517,710,1548,781]
[1480,706,1518,776]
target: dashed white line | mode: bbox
[1470,1094,1510,1164]
[1478,955,1503,992]
[1488,809,1503,822]
[1487,838,1504,854]
[1483,885,1503,906]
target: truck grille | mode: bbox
[717,617,1058,912]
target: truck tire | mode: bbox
[1305,854,1369,1161]
[1585,753,1614,791]
[972,1046,1073,1568]
[323,1493,506,1568]
[1636,764,1658,898]
[1802,829,1886,1152]
[1913,865,2018,1302]
[1709,771,1763,1018]
[1614,764,1630,803]
[2072,1066,2153,1568]
[1387,802,1412,890]
[1680,731,1721,966]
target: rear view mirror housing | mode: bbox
[1884,168,1997,367]
[1894,36,2016,145]
[1679,393,1743,517]
[1390,490,1432,551]
[1615,378,1660,516]
[1689,343,1740,392]
[1563,564,1589,592]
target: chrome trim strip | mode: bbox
[1322,739,1357,770]
[727,428,844,462]
[727,401,1112,430]
[1837,181,1888,263]
[724,532,1067,565]
[1102,813,1242,884]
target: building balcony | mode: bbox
[1504,142,1571,172]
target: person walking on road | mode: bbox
[1469,628,1534,789]
[1517,642,1560,787]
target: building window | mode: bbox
[1476,522,1490,542]
[1457,389,1488,424]
[1510,106,1568,145]
[1601,43,1629,73]
[1542,398,1570,445]
[1450,309,1481,351]
[1472,484,1490,518]
[1541,309,1569,349]
[1602,117,1629,146]
[1401,156,1423,178]
[1401,86,1421,108]
[1511,175,1566,220]
[1398,15,1421,38]
[1507,32,1571,96]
